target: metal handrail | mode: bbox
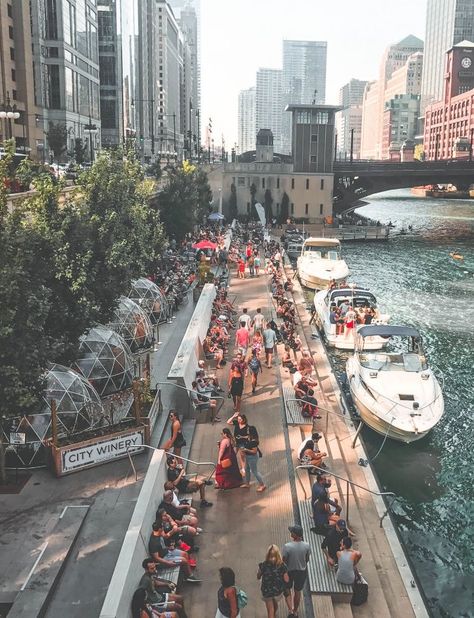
[126,443,216,482]
[154,380,225,416]
[294,464,397,528]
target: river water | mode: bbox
[329,190,473,617]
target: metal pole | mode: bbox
[88,115,94,163]
[51,400,58,448]
[173,113,176,159]
[351,419,364,448]
[346,480,350,526]
[334,132,338,162]
[150,99,155,156]
[470,128,473,162]
[350,128,354,163]
[197,110,201,163]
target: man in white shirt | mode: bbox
[251,308,265,333]
[238,307,252,330]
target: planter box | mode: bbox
[51,425,149,477]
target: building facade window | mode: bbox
[311,134,318,142]
[320,204,324,214]
[306,178,309,189]
[276,177,280,188]
[11,69,16,82]
[320,179,324,190]
[10,47,14,60]
[290,203,294,214]
[7,4,13,18]
[262,177,265,189]
[237,177,245,186]
[311,155,317,163]
[47,65,61,109]
[305,204,309,215]
[291,178,295,189]
[45,0,58,39]
[247,202,250,214]
[9,26,14,39]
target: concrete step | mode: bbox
[8,505,89,617]
[313,593,337,618]
[334,601,355,618]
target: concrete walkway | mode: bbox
[182,268,307,617]
[0,297,196,618]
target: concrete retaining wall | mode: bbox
[99,450,167,618]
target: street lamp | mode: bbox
[0,93,21,142]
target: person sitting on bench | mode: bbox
[166,456,213,508]
[190,382,220,423]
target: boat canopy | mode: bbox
[358,325,420,338]
[303,237,340,248]
[329,288,374,301]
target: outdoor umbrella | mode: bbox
[192,240,218,250]
[208,212,225,221]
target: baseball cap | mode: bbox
[288,524,304,538]
[336,519,347,530]
[311,432,322,441]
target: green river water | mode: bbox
[327,189,473,617]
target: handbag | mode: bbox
[351,572,368,606]
[221,458,232,468]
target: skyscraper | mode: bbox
[281,40,327,153]
[336,79,368,160]
[238,87,256,153]
[421,0,474,114]
[256,68,282,152]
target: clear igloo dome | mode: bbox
[75,326,134,396]
[3,364,104,468]
[128,277,170,324]
[109,297,154,353]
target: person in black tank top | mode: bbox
[216,567,239,618]
[163,410,186,457]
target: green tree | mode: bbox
[279,191,289,224]
[264,188,273,222]
[194,167,213,222]
[73,138,87,165]
[249,182,258,221]
[228,182,238,221]
[46,122,68,162]
[159,166,197,241]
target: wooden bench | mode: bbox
[298,499,352,601]
[283,385,313,426]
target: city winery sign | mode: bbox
[57,428,145,475]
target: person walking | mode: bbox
[248,349,263,394]
[162,410,186,458]
[263,323,278,368]
[251,308,265,334]
[336,537,362,585]
[215,428,242,489]
[227,412,250,477]
[228,353,247,413]
[241,426,266,492]
[235,322,250,356]
[282,525,311,618]
[257,545,290,618]
[254,254,261,276]
[216,567,240,618]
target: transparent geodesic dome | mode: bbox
[75,326,134,397]
[109,297,154,353]
[128,277,171,324]
[3,364,104,469]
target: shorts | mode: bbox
[231,377,244,397]
[262,592,283,602]
[182,514,194,523]
[151,593,169,607]
[165,549,183,561]
[287,569,307,592]
[265,347,274,354]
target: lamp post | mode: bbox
[470,127,474,162]
[84,115,98,163]
[350,128,355,164]
[0,93,21,143]
[196,109,201,163]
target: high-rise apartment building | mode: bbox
[281,40,327,153]
[178,5,199,156]
[0,2,43,157]
[256,68,282,152]
[336,79,368,160]
[360,35,423,158]
[421,0,474,115]
[30,0,101,161]
[238,87,256,154]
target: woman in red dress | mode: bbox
[215,428,243,489]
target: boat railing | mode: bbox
[294,463,397,528]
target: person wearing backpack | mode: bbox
[216,567,246,618]
[257,544,290,618]
[248,349,263,394]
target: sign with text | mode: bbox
[10,432,26,445]
[60,428,145,474]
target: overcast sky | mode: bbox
[201,0,427,149]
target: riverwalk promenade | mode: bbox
[182,253,427,617]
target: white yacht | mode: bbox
[314,287,390,350]
[346,325,444,443]
[297,238,349,290]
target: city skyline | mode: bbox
[201,0,427,148]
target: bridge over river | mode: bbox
[333,159,474,211]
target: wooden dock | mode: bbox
[182,254,428,617]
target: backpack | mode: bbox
[236,587,248,609]
[249,357,260,372]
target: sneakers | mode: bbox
[186,575,202,583]
[240,483,250,488]
[200,500,213,507]
[196,527,203,533]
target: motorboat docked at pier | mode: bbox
[346,325,444,443]
[296,237,349,290]
[314,287,390,350]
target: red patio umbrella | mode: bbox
[192,240,218,250]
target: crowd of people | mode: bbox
[132,223,364,617]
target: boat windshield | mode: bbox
[359,352,427,372]
[304,246,340,260]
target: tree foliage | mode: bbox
[264,188,273,222]
[46,122,68,161]
[73,138,87,165]
[279,191,289,224]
